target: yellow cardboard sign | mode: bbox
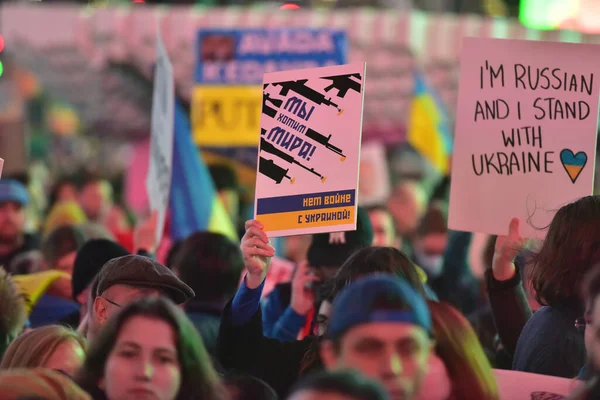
[192,85,263,147]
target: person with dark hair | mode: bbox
[223,373,278,400]
[262,207,374,342]
[69,239,130,324]
[48,178,78,211]
[75,297,227,400]
[566,263,600,384]
[319,275,433,400]
[171,231,244,356]
[165,240,182,269]
[217,219,435,398]
[412,202,447,280]
[492,196,600,378]
[27,225,86,328]
[0,268,27,359]
[569,263,600,400]
[287,370,388,400]
[0,180,39,273]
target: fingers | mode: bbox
[245,219,263,231]
[244,226,269,244]
[244,246,275,258]
[508,217,520,237]
[242,219,274,258]
[243,237,274,251]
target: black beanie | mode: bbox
[71,239,129,301]
[307,207,374,268]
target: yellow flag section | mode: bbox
[208,194,238,241]
[192,86,263,147]
[12,270,71,315]
[406,71,452,175]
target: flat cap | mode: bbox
[94,255,194,304]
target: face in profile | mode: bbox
[321,322,431,400]
[44,339,86,377]
[102,315,182,400]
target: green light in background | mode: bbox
[0,61,3,77]
[519,0,579,30]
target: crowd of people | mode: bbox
[0,163,599,399]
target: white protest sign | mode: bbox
[0,158,3,178]
[254,63,366,237]
[449,38,600,238]
[146,29,175,248]
[494,369,580,399]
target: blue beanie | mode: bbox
[0,180,29,206]
[326,274,431,339]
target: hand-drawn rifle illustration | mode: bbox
[305,127,346,161]
[321,73,362,98]
[270,79,343,115]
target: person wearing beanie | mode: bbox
[319,275,433,400]
[262,207,374,342]
[0,179,40,273]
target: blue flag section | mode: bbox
[195,28,348,85]
[169,100,238,242]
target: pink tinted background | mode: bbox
[449,38,600,239]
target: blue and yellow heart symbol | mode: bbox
[560,149,587,184]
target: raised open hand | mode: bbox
[493,217,526,281]
[241,219,275,289]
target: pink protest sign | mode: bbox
[254,63,366,237]
[449,38,600,238]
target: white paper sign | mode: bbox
[494,369,580,399]
[0,158,4,178]
[146,29,175,248]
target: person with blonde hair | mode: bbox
[1,324,86,377]
[0,368,91,400]
[0,267,27,359]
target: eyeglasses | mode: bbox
[102,297,121,308]
[575,317,586,332]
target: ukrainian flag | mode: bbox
[406,70,453,175]
[169,100,238,242]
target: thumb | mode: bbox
[508,217,520,239]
